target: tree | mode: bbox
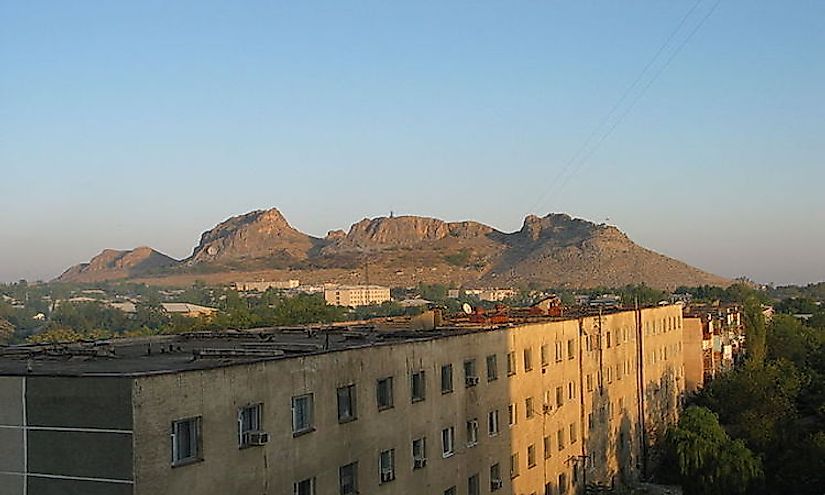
[663,406,762,495]
[0,317,14,344]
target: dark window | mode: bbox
[523,348,533,372]
[294,478,315,495]
[379,449,395,484]
[507,351,516,375]
[412,437,427,469]
[238,403,262,447]
[464,359,478,387]
[468,474,480,495]
[486,354,498,381]
[337,385,357,423]
[441,364,453,394]
[292,394,314,435]
[490,463,502,491]
[377,377,394,410]
[411,371,426,402]
[172,416,201,465]
[527,444,536,468]
[339,463,357,495]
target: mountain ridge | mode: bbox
[56,208,730,289]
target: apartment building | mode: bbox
[0,305,686,495]
[324,284,391,307]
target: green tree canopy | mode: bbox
[663,406,762,495]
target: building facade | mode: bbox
[324,285,391,307]
[0,306,686,495]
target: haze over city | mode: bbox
[2,0,823,285]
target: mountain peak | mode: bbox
[187,207,316,264]
[57,247,178,283]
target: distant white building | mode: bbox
[234,280,300,292]
[324,285,391,307]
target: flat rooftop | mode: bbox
[0,305,666,377]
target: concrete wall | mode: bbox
[682,318,705,393]
[0,376,134,495]
[132,306,686,495]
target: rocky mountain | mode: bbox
[56,208,730,289]
[57,247,179,283]
[186,209,319,266]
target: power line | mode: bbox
[528,0,721,215]
[548,0,723,202]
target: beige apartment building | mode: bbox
[0,305,685,495]
[324,284,391,307]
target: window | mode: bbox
[543,435,552,459]
[567,339,575,360]
[586,373,593,392]
[507,351,516,376]
[444,488,456,495]
[527,444,536,468]
[486,354,498,382]
[510,452,520,478]
[377,377,394,410]
[488,410,500,436]
[441,364,453,394]
[411,371,426,402]
[294,478,315,495]
[508,403,517,426]
[171,416,201,466]
[556,386,564,408]
[412,437,427,469]
[525,397,535,419]
[606,330,612,348]
[468,473,480,495]
[606,367,613,384]
[557,428,565,451]
[545,482,553,495]
[558,473,568,494]
[568,381,576,400]
[586,335,593,352]
[292,394,314,435]
[466,418,479,446]
[540,344,549,367]
[588,412,594,430]
[379,449,395,484]
[464,359,478,387]
[554,341,563,362]
[238,403,262,447]
[339,462,358,495]
[337,384,357,423]
[442,426,455,457]
[490,463,502,491]
[570,423,578,444]
[523,348,533,372]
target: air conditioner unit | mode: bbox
[243,431,270,446]
[491,479,504,489]
[465,376,480,386]
[413,457,427,469]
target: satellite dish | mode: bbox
[462,303,473,315]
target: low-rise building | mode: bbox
[324,285,391,307]
[234,280,300,292]
[0,305,688,495]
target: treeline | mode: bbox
[658,306,825,493]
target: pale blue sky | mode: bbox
[1,1,823,285]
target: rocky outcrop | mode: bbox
[58,247,179,282]
[187,208,318,264]
[322,216,495,253]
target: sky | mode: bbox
[1,1,823,286]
